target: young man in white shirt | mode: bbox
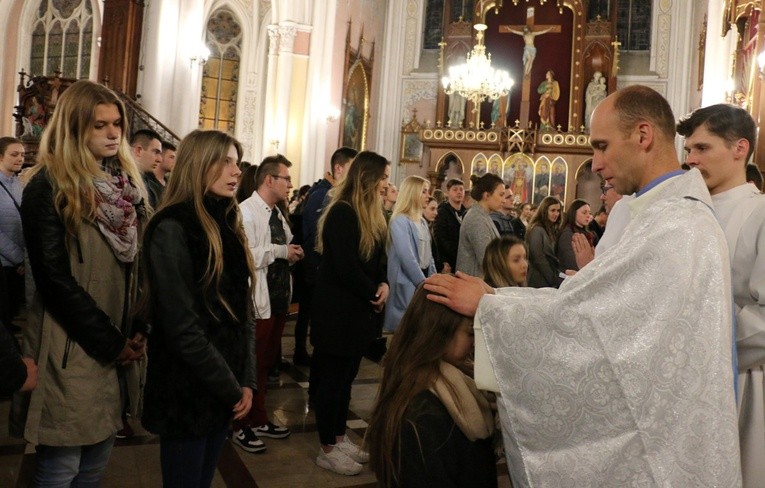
[234,155,304,454]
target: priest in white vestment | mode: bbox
[679,104,765,488]
[425,86,741,487]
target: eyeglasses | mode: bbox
[601,184,614,195]
[271,175,292,183]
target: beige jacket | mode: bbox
[22,221,143,446]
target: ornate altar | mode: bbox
[13,71,76,166]
[423,0,619,209]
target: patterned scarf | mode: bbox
[93,168,144,263]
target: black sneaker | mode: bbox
[254,422,291,439]
[232,428,266,453]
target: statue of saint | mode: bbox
[584,71,607,130]
[491,95,508,127]
[537,70,560,130]
[448,92,466,128]
[506,26,554,75]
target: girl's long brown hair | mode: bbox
[366,284,471,486]
[149,129,256,321]
[526,195,562,242]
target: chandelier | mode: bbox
[442,23,514,109]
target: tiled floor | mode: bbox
[1,314,510,487]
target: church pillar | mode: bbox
[702,0,737,106]
[261,21,312,183]
[98,0,145,96]
[375,0,415,183]
[262,25,281,156]
[301,0,338,184]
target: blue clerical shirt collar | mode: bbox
[635,170,685,197]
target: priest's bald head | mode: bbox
[589,85,680,196]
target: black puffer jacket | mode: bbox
[141,197,256,438]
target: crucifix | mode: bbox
[500,7,561,127]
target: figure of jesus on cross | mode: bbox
[504,25,552,75]
[500,8,560,76]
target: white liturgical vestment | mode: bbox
[711,182,765,488]
[475,169,741,487]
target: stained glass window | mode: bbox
[29,0,94,78]
[199,9,242,134]
[616,0,652,51]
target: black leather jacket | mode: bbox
[141,198,257,437]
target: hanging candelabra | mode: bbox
[442,23,514,127]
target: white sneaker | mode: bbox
[316,447,363,475]
[335,436,369,463]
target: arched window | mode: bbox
[199,8,242,133]
[30,0,94,78]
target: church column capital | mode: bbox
[267,25,280,55]
[277,22,298,53]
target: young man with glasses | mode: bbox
[235,155,304,454]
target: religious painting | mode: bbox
[471,153,488,177]
[400,112,424,163]
[731,8,759,109]
[341,61,369,151]
[532,157,552,205]
[503,153,534,204]
[487,154,503,176]
[436,153,464,192]
[339,21,374,152]
[550,157,568,203]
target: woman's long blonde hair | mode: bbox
[29,80,147,235]
[391,175,428,221]
[316,151,388,261]
[155,129,256,321]
[366,284,472,486]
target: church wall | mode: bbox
[327,0,387,166]
[375,0,433,185]
[0,0,24,137]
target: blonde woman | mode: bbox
[383,175,435,332]
[141,130,257,486]
[312,151,390,475]
[19,80,148,485]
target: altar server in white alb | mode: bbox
[424,85,741,487]
[679,103,765,488]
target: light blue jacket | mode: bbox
[383,215,435,332]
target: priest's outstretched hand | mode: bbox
[424,272,495,317]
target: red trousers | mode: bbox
[234,314,286,428]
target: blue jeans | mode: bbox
[33,435,116,487]
[159,426,228,488]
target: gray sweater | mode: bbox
[0,173,23,266]
[456,204,500,277]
